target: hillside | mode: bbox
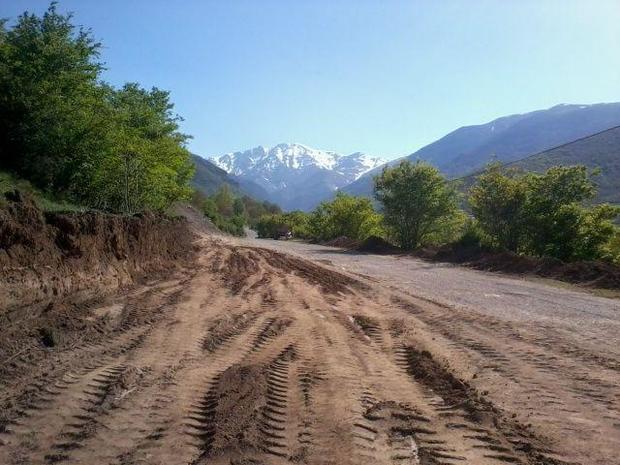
[210,144,384,211]
[343,103,620,197]
[191,154,269,200]
[461,125,620,204]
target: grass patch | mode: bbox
[0,171,86,213]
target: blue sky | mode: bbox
[3,1,619,160]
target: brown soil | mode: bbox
[0,191,195,312]
[417,244,620,290]
[322,236,361,249]
[0,230,616,465]
[357,235,402,254]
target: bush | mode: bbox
[601,227,620,265]
[255,211,311,239]
[469,163,526,252]
[469,164,620,261]
[308,192,385,242]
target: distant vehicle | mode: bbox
[274,226,293,240]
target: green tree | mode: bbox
[374,161,459,249]
[84,83,193,212]
[469,163,527,251]
[211,184,233,217]
[521,166,619,261]
[603,227,620,265]
[233,197,246,217]
[255,211,311,239]
[0,3,108,191]
[0,4,194,213]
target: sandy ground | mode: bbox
[1,235,618,465]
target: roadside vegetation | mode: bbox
[192,185,282,236]
[0,4,193,213]
[259,159,620,266]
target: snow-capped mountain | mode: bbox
[210,143,384,211]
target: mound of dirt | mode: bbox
[322,236,360,249]
[200,364,268,457]
[170,202,220,234]
[255,247,366,294]
[0,190,196,311]
[425,244,620,291]
[357,235,401,254]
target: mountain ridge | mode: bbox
[210,143,385,210]
[343,102,620,197]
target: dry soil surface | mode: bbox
[1,235,618,465]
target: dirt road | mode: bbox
[1,236,618,465]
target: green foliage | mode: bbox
[195,186,283,237]
[256,211,311,239]
[0,4,193,213]
[469,164,620,261]
[602,227,620,265]
[309,192,384,242]
[241,196,282,227]
[0,170,84,212]
[213,184,234,217]
[469,163,527,251]
[256,214,290,239]
[83,84,194,212]
[374,161,460,249]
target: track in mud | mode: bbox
[0,238,616,465]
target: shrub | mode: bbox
[469,164,620,261]
[309,192,384,242]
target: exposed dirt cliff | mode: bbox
[0,190,196,312]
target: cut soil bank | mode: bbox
[415,244,620,291]
[0,190,196,312]
[349,236,620,291]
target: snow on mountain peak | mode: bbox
[209,143,386,209]
[210,143,384,179]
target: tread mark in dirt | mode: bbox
[51,366,128,452]
[250,317,293,352]
[398,345,569,465]
[352,315,384,345]
[260,345,297,458]
[200,313,258,352]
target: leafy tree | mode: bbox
[213,185,234,217]
[521,166,592,257]
[603,227,620,265]
[285,211,311,238]
[255,211,311,239]
[0,4,194,213]
[374,161,459,249]
[0,3,107,191]
[233,197,246,217]
[309,192,382,242]
[469,163,527,251]
[256,214,289,239]
[84,84,193,212]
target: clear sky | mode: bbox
[2,1,619,160]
